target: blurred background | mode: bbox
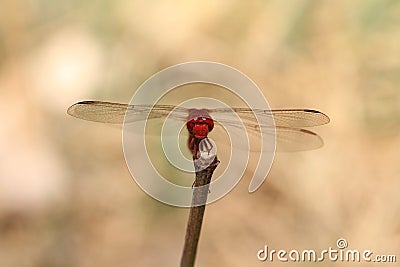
[1,0,399,266]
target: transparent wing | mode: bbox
[274,127,324,151]
[67,101,189,124]
[67,101,328,151]
[211,108,328,151]
[68,101,329,127]
[214,120,324,152]
[210,108,330,128]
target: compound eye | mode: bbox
[186,121,195,132]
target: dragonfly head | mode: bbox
[186,109,214,139]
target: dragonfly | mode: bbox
[67,100,330,157]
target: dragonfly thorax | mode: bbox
[186,109,214,139]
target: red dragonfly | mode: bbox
[67,100,330,157]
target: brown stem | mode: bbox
[180,157,219,267]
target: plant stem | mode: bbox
[180,156,219,267]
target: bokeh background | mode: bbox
[1,0,399,266]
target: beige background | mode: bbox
[0,1,399,266]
